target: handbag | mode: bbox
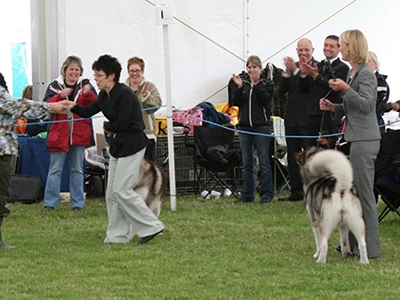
[9,175,44,204]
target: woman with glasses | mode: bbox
[65,54,164,245]
[43,55,97,211]
[125,57,162,162]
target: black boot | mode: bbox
[0,217,16,249]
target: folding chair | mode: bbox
[271,117,290,192]
[374,177,400,222]
[186,126,241,198]
[374,130,400,222]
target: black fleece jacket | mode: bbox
[72,82,149,158]
[232,77,274,128]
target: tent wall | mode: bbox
[58,0,400,109]
[3,0,398,105]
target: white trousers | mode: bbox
[103,148,164,243]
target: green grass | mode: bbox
[1,195,399,299]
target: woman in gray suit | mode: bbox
[319,29,381,258]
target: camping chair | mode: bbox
[271,117,290,192]
[186,126,241,198]
[374,130,400,222]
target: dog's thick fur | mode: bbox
[102,147,166,216]
[295,147,369,264]
[136,157,167,217]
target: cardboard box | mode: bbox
[96,133,108,156]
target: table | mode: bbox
[17,136,70,192]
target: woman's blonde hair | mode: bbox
[246,55,262,69]
[60,55,84,76]
[367,51,380,71]
[340,29,369,63]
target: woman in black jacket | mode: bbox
[66,55,164,245]
[232,55,275,203]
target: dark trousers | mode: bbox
[307,114,336,147]
[0,155,12,218]
[144,139,156,162]
[285,126,308,194]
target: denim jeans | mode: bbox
[238,126,274,201]
[44,145,86,209]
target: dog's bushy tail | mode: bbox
[308,150,353,192]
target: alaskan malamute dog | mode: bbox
[295,147,369,264]
[136,157,167,217]
[103,148,166,216]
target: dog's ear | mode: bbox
[294,151,306,166]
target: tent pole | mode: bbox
[163,24,177,211]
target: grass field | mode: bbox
[1,195,399,299]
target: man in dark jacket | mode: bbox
[299,35,349,145]
[278,38,314,201]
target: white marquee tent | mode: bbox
[1,0,400,107]
[1,0,400,208]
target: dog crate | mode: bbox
[156,134,243,195]
[156,134,288,196]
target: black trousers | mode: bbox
[307,114,337,147]
[285,126,308,194]
[0,155,12,218]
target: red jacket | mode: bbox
[44,77,97,152]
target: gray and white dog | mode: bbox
[136,157,167,217]
[295,147,369,264]
[102,147,166,216]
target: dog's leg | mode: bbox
[338,224,351,257]
[148,199,162,217]
[348,216,369,265]
[316,222,335,264]
[316,235,328,263]
[311,223,321,259]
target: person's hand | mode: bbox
[320,98,335,112]
[59,100,76,109]
[299,56,308,74]
[329,78,349,92]
[391,102,400,111]
[141,82,149,96]
[302,61,319,79]
[49,102,69,114]
[232,73,243,88]
[284,57,296,74]
[60,88,73,99]
[82,84,91,97]
[103,121,110,134]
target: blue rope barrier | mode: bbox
[16,104,400,139]
[170,105,399,139]
[15,105,167,127]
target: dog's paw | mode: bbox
[342,251,352,257]
[316,255,327,263]
[313,252,320,259]
[342,245,351,256]
[360,258,369,265]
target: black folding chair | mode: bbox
[186,126,241,198]
[374,130,400,222]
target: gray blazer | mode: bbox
[333,63,380,142]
